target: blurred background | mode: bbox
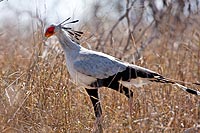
[0,0,200,132]
[1,0,200,62]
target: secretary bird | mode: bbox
[44,18,200,125]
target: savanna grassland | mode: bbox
[0,3,200,133]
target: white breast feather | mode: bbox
[65,54,96,87]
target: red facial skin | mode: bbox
[45,26,55,37]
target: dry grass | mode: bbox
[0,15,200,133]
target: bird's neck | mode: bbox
[56,30,81,52]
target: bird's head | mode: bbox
[45,24,58,38]
[44,17,83,40]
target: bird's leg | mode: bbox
[85,88,103,133]
[128,96,133,116]
[119,86,134,130]
[109,82,134,115]
[112,84,134,114]
[120,86,134,116]
[85,88,102,118]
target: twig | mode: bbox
[104,0,137,46]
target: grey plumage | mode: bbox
[74,50,126,79]
[45,23,200,94]
[44,20,200,131]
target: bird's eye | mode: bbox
[45,26,55,37]
[47,26,55,33]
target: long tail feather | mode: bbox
[150,76,200,96]
[175,83,200,95]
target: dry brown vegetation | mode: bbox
[1,2,200,133]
